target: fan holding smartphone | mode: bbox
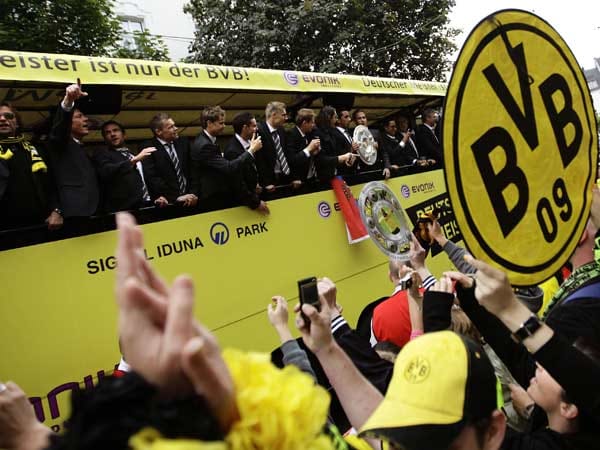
[298,277,320,325]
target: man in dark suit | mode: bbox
[415,108,443,166]
[47,83,100,218]
[190,106,262,211]
[332,109,359,176]
[255,101,301,192]
[224,111,269,214]
[380,119,412,179]
[286,108,321,183]
[141,113,198,208]
[352,109,382,172]
[91,120,155,213]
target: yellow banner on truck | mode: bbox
[0,50,445,96]
[0,170,459,432]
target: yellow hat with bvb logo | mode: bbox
[360,331,498,450]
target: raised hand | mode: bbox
[63,80,88,108]
[132,146,157,164]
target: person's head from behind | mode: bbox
[150,113,177,142]
[265,101,287,128]
[232,111,256,141]
[295,108,316,135]
[316,106,337,130]
[202,106,226,137]
[0,102,19,138]
[102,120,126,149]
[451,305,482,343]
[388,259,413,286]
[360,331,506,450]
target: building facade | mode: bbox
[585,58,600,115]
[115,0,195,61]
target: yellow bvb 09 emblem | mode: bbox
[443,9,598,286]
[404,356,431,383]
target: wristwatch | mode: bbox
[511,314,543,343]
[53,208,63,216]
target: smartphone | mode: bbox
[298,276,320,323]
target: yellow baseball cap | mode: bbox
[360,331,497,450]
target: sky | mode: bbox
[449,1,600,71]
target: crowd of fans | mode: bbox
[0,83,443,232]
[2,186,600,449]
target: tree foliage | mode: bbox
[112,30,171,62]
[0,0,121,56]
[0,0,170,61]
[184,0,459,80]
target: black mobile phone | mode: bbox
[298,277,320,323]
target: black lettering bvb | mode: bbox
[471,39,583,239]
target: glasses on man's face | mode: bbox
[0,112,15,120]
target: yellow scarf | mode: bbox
[0,135,47,173]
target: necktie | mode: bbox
[305,136,316,179]
[272,131,290,176]
[166,142,186,194]
[344,129,352,143]
[408,138,419,158]
[119,149,150,200]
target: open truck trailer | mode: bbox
[0,50,459,431]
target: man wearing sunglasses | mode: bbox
[0,103,62,231]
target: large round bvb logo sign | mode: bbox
[443,9,598,286]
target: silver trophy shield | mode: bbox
[358,181,413,260]
[353,125,378,165]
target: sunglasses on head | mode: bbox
[0,112,15,120]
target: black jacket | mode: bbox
[255,121,294,186]
[141,137,194,203]
[190,131,252,210]
[313,127,340,182]
[415,123,443,164]
[47,105,99,217]
[91,148,145,213]
[380,133,417,169]
[223,136,260,209]
[331,127,356,176]
[285,126,315,182]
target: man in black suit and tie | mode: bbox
[255,101,301,192]
[397,115,434,169]
[224,111,269,214]
[191,106,262,211]
[332,109,359,176]
[141,113,198,208]
[380,118,432,179]
[286,108,321,184]
[47,82,100,218]
[91,120,155,213]
[415,108,442,166]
